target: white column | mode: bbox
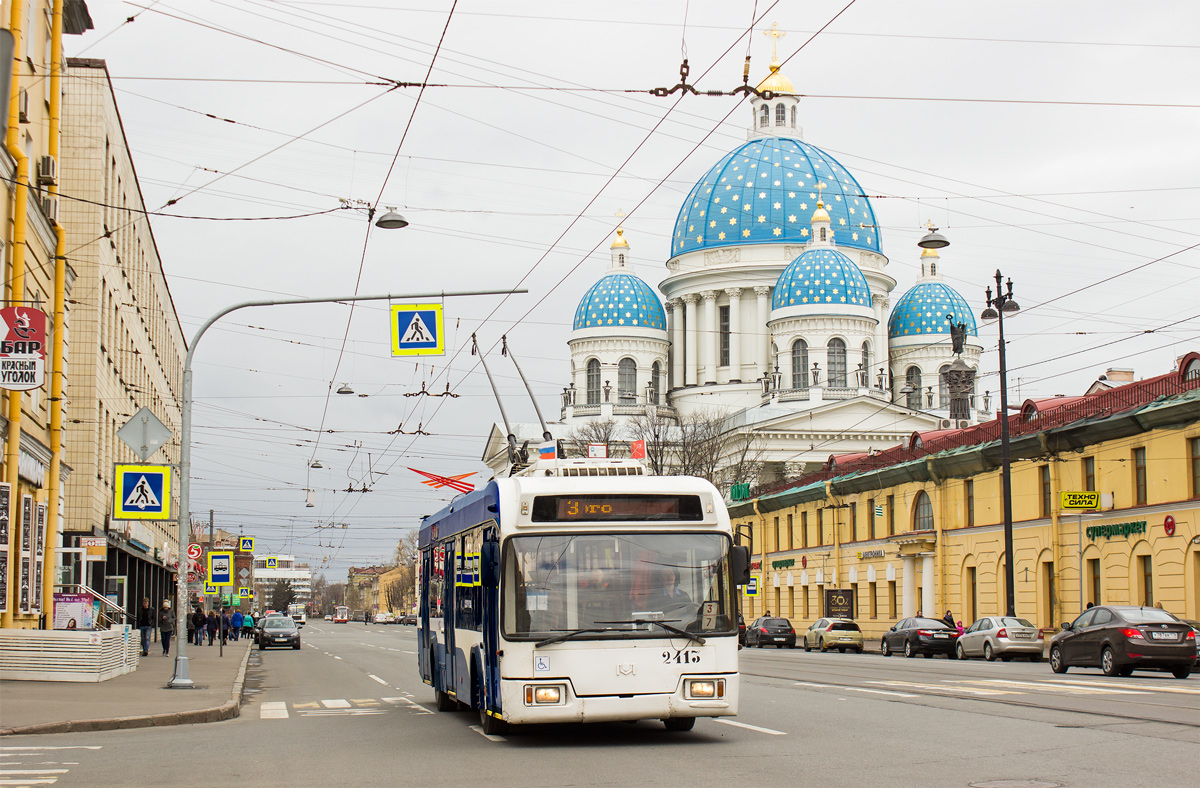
[669,299,684,390]
[725,287,743,382]
[701,290,718,384]
[901,555,916,618]
[921,554,935,617]
[683,294,699,387]
[755,286,771,378]
[874,295,890,390]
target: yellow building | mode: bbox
[378,564,415,615]
[732,353,1200,644]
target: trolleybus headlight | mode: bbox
[686,679,723,699]
[524,685,562,704]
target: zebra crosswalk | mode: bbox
[0,745,100,787]
[258,695,433,720]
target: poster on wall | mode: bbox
[0,482,9,542]
[32,503,45,613]
[0,548,7,614]
[53,592,95,630]
[18,494,32,614]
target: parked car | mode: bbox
[1183,620,1200,665]
[374,612,394,624]
[398,614,418,626]
[324,614,332,621]
[802,618,864,653]
[1049,605,1195,678]
[258,617,301,650]
[957,616,1044,662]
[881,617,959,658]
[737,614,746,646]
[744,617,796,648]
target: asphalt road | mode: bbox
[3,622,1196,788]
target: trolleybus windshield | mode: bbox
[502,532,734,640]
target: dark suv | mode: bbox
[1049,605,1194,678]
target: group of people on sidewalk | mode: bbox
[186,606,254,646]
[136,598,175,657]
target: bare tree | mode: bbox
[566,418,622,458]
[624,408,673,476]
[383,568,412,613]
[674,409,727,482]
[393,530,420,567]
[719,430,766,492]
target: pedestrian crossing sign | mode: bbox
[239,536,255,552]
[391,304,444,356]
[112,464,171,520]
[265,556,277,569]
[205,583,218,595]
[238,587,252,599]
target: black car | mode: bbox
[745,617,796,648]
[738,614,746,646]
[1049,605,1194,679]
[258,617,301,650]
[398,614,418,626]
[881,617,959,658]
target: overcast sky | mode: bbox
[71,1,1200,578]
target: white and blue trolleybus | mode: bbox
[417,458,750,734]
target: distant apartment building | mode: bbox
[1,1,93,628]
[56,57,184,617]
[254,555,313,606]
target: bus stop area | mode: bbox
[0,638,252,736]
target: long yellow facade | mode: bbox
[734,368,1200,643]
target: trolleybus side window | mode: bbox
[455,527,484,632]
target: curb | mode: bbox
[0,641,253,737]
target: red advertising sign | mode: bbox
[0,306,47,391]
[1164,515,1176,537]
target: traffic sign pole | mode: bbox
[168,288,526,689]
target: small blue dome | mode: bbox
[672,137,881,257]
[573,272,666,331]
[773,248,872,310]
[888,282,978,339]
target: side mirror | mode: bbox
[481,540,500,588]
[1060,621,1072,631]
[730,545,751,586]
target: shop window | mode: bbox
[1042,560,1055,628]
[966,566,977,621]
[1040,465,1052,517]
[1133,447,1147,505]
[913,491,933,531]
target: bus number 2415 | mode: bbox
[663,649,701,664]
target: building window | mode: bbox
[649,361,661,404]
[1140,555,1153,606]
[586,359,600,404]
[888,581,897,618]
[965,480,975,527]
[849,504,858,541]
[759,104,769,127]
[886,495,895,536]
[1083,456,1095,492]
[1133,447,1147,505]
[791,339,808,388]
[785,514,793,551]
[1042,560,1055,627]
[868,581,878,619]
[860,342,871,386]
[905,366,922,409]
[1040,465,1052,518]
[790,105,797,127]
[773,517,780,552]
[775,103,786,126]
[1087,558,1100,607]
[802,585,809,618]
[719,305,730,366]
[938,364,951,408]
[800,511,808,548]
[867,497,876,538]
[1190,438,1199,498]
[966,566,978,622]
[617,253,625,266]
[827,339,847,387]
[617,358,637,404]
[817,509,823,546]
[913,491,933,531]
[819,226,826,242]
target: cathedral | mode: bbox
[486,50,988,483]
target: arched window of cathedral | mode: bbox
[791,339,809,389]
[819,227,827,241]
[861,342,871,384]
[939,364,951,408]
[905,366,922,410]
[586,359,601,405]
[791,106,797,127]
[650,361,661,405]
[618,254,625,266]
[775,103,786,126]
[759,104,769,128]
[827,339,847,387]
[912,491,934,532]
[617,358,637,404]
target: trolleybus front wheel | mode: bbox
[663,717,696,732]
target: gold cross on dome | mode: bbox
[614,208,625,222]
[816,181,827,203]
[763,22,786,63]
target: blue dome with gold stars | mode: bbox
[672,136,881,257]
[573,272,666,331]
[773,248,872,310]
[887,282,978,339]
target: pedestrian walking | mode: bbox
[206,610,218,645]
[231,610,243,641]
[159,601,174,656]
[221,610,232,644]
[942,610,955,629]
[191,607,206,646]
[136,598,154,656]
[242,611,254,642]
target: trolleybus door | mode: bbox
[440,540,456,695]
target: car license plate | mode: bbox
[275,637,287,643]
[1011,632,1029,639]
[1149,632,1177,640]
[934,633,949,639]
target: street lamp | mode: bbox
[981,269,1020,617]
[374,208,409,230]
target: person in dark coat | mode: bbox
[159,601,174,656]
[192,608,207,646]
[221,611,232,644]
[206,610,219,645]
[136,598,154,656]
[943,610,956,629]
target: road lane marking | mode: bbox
[351,699,382,705]
[401,650,416,654]
[847,687,919,698]
[0,770,68,775]
[368,674,390,686]
[260,701,289,719]
[298,709,386,717]
[1043,678,1200,695]
[0,748,101,752]
[712,719,787,735]
[321,699,351,708]
[395,697,434,714]
[293,702,320,710]
[469,724,507,742]
[951,679,1148,695]
[333,656,343,660]
[0,780,58,785]
[867,681,1017,696]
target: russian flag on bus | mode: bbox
[538,442,556,459]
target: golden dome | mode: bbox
[811,200,830,224]
[921,247,939,258]
[611,228,629,249]
[756,63,795,95]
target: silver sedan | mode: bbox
[956,616,1044,662]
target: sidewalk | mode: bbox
[0,636,252,736]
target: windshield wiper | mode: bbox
[596,619,706,646]
[535,628,610,648]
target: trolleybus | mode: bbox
[417,459,749,734]
[287,603,307,627]
[333,605,350,624]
